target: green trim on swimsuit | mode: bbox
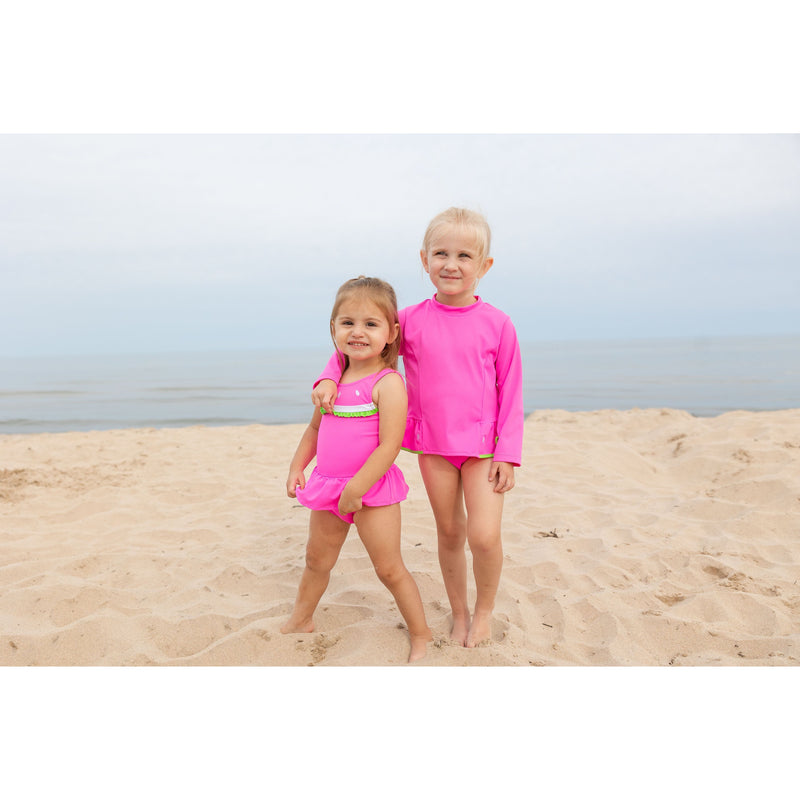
[320,408,379,418]
[401,447,494,458]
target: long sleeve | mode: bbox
[313,351,342,388]
[492,317,524,466]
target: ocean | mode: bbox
[1,335,799,435]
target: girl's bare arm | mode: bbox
[286,408,322,497]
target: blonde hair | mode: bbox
[422,207,492,262]
[330,276,401,372]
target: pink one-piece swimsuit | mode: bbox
[295,367,409,524]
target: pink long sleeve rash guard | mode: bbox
[315,295,524,466]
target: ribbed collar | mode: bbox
[431,294,483,314]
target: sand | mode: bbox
[1,408,799,666]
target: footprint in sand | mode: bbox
[309,633,341,664]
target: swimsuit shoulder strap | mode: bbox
[363,367,400,395]
[323,368,400,417]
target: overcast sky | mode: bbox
[2,134,798,357]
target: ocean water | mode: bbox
[1,335,799,435]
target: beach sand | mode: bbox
[1,409,799,666]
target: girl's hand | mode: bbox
[338,484,363,516]
[286,469,306,498]
[312,379,339,414]
[488,461,515,493]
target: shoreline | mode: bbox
[2,408,799,666]
[4,405,800,439]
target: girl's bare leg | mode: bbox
[418,454,470,645]
[281,510,349,634]
[355,504,432,662]
[461,458,505,647]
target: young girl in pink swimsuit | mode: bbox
[313,209,524,648]
[282,276,432,663]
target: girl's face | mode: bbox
[331,295,398,368]
[420,226,493,307]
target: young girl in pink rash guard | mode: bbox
[313,209,524,648]
[283,276,431,663]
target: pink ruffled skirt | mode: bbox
[296,464,409,524]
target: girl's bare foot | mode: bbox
[408,632,432,663]
[450,614,471,647]
[280,616,315,634]
[466,611,492,648]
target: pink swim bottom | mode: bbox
[438,454,493,470]
[440,454,472,470]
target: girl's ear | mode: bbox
[478,256,494,280]
[387,321,400,344]
[420,249,430,273]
